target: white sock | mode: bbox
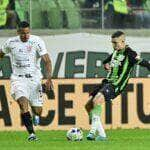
[97,116,106,138]
[89,114,99,135]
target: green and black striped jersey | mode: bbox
[103,46,140,95]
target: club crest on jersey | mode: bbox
[118,55,125,61]
[111,55,125,67]
[111,59,121,67]
[19,49,23,52]
[26,45,32,51]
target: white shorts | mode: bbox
[10,74,43,107]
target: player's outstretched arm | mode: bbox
[138,59,150,71]
[127,49,150,71]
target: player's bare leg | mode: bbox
[17,96,37,141]
[85,96,94,113]
[31,106,42,126]
[86,92,107,141]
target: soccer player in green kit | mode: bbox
[85,31,150,141]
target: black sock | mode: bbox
[21,112,35,134]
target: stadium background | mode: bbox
[0,0,150,149]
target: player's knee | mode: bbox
[19,104,28,113]
[17,97,29,113]
[34,111,42,116]
[32,107,42,116]
[93,92,105,105]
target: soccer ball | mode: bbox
[66,127,83,141]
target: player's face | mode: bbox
[111,35,126,51]
[18,27,30,42]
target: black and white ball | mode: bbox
[66,128,83,141]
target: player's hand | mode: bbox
[104,63,111,71]
[42,79,55,99]
[0,51,5,59]
[148,66,150,71]
[45,78,53,91]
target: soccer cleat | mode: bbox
[86,132,95,140]
[28,133,38,141]
[95,135,107,141]
[33,115,40,126]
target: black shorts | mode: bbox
[89,83,116,101]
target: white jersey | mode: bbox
[1,35,47,78]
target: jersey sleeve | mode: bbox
[36,37,47,56]
[1,39,11,54]
[127,49,140,65]
[138,59,150,71]
[103,53,113,64]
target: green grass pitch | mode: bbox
[0,129,150,150]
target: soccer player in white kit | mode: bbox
[0,21,53,141]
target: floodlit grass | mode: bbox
[0,129,150,150]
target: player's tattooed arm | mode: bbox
[41,53,53,90]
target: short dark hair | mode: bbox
[18,21,30,29]
[111,31,125,38]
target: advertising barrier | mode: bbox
[0,78,150,130]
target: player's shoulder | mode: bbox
[30,35,43,42]
[29,35,46,50]
[125,45,137,58]
[6,36,20,44]
[125,45,134,52]
[125,45,137,54]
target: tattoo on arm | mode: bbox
[42,54,52,79]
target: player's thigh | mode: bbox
[93,92,105,105]
[100,83,116,101]
[29,79,43,107]
[11,77,29,100]
[89,85,105,105]
[17,96,29,113]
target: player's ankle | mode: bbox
[33,115,40,126]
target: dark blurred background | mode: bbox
[0,0,150,29]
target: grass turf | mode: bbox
[0,129,150,150]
